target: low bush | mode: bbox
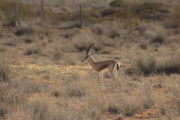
[170,5,180,28]
[15,27,33,36]
[110,0,128,7]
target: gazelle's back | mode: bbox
[94,60,116,71]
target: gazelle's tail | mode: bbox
[116,62,121,71]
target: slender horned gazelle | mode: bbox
[85,45,121,84]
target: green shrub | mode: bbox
[132,2,168,20]
[0,0,59,24]
[171,5,180,27]
[110,0,128,7]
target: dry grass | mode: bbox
[0,0,60,25]
[0,60,179,120]
[56,1,170,25]
[0,0,178,29]
[0,0,179,120]
[0,0,37,21]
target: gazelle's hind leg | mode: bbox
[98,72,105,89]
[98,72,104,85]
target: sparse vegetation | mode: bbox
[0,0,179,120]
[0,58,10,82]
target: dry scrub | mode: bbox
[0,0,180,120]
[126,56,180,76]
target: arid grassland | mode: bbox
[0,0,180,120]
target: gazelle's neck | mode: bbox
[87,56,97,69]
[87,56,95,64]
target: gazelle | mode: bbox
[85,45,121,85]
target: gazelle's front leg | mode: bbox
[111,71,116,81]
[109,65,116,81]
[98,72,100,85]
